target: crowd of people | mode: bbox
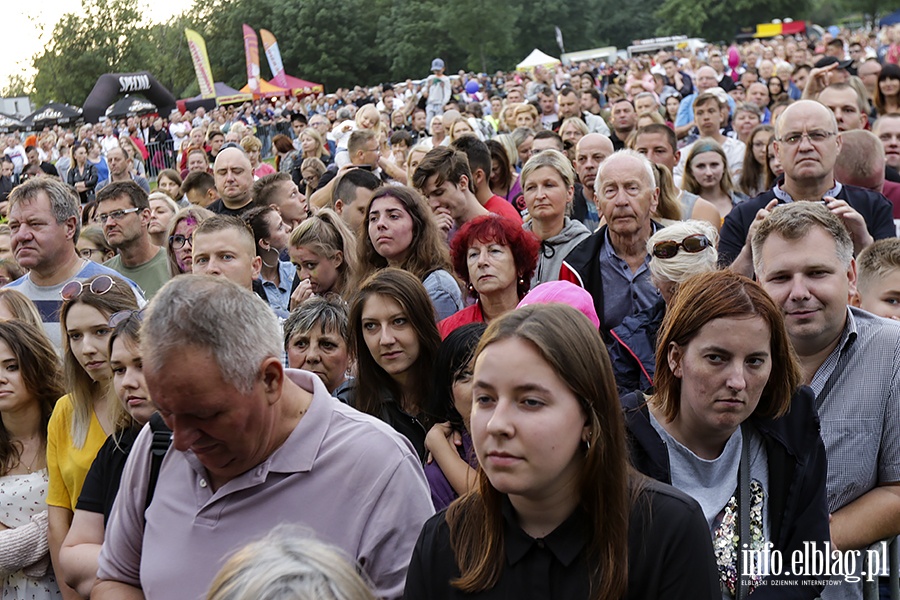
[0,21,896,600]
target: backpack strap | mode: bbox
[145,412,173,511]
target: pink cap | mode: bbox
[517,281,601,329]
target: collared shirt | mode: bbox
[259,259,296,313]
[772,181,843,203]
[403,479,720,599]
[599,228,660,330]
[97,370,434,600]
[808,307,900,513]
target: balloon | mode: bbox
[465,80,480,94]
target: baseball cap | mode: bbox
[814,56,853,70]
[431,58,445,72]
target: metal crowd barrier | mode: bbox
[862,536,899,600]
[255,122,292,160]
[143,139,177,181]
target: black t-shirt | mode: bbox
[76,427,141,525]
[206,198,252,216]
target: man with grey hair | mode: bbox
[720,100,894,277]
[5,177,143,348]
[95,276,433,600]
[752,202,900,598]
[561,149,663,336]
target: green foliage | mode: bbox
[656,0,812,42]
[2,74,33,98]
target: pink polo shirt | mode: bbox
[98,370,433,600]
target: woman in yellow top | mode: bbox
[47,274,138,599]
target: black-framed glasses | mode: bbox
[169,233,193,249]
[652,234,711,259]
[108,308,144,329]
[776,131,836,146]
[60,275,115,301]
[94,207,139,224]
[78,248,107,260]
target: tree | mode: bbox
[2,73,33,98]
[656,0,811,42]
[31,0,149,105]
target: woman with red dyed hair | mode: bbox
[438,214,539,338]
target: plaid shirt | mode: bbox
[809,307,900,513]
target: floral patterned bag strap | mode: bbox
[736,424,751,600]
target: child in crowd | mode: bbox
[855,238,900,320]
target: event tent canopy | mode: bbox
[106,95,157,119]
[0,113,27,133]
[24,103,83,128]
[516,49,561,71]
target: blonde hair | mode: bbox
[240,135,262,154]
[857,238,900,294]
[207,525,377,600]
[289,209,357,298]
[647,220,719,285]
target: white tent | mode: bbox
[516,48,560,71]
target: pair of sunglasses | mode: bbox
[60,275,115,301]
[652,234,711,259]
[108,308,145,329]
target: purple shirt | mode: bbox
[97,370,434,600]
[424,431,476,511]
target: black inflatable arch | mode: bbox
[82,72,177,123]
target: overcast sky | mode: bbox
[6,0,189,95]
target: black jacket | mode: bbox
[718,185,896,267]
[621,387,830,598]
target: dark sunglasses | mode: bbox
[61,275,115,301]
[652,234,711,259]
[108,308,145,329]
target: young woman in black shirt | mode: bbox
[404,303,719,600]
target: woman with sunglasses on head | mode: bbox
[59,310,156,598]
[607,221,719,396]
[621,270,829,598]
[405,303,719,599]
[0,321,65,599]
[349,268,442,461]
[46,274,139,600]
[166,205,215,276]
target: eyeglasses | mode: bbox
[78,248,106,259]
[776,130,836,146]
[652,234,711,259]
[94,207,139,224]
[60,275,115,301]
[169,233,193,249]
[108,308,144,329]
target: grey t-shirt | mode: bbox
[650,412,770,599]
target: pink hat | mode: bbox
[517,281,601,329]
